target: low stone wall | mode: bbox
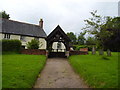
[21,49,46,55]
[69,50,88,55]
[21,49,88,56]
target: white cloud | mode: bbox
[0,0,118,35]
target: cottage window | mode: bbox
[4,34,10,39]
[20,36,26,41]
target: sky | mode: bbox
[0,0,119,35]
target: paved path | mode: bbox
[34,58,89,88]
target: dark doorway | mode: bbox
[21,45,25,49]
[48,52,66,58]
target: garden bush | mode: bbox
[27,39,39,49]
[1,39,22,52]
[87,45,93,51]
[73,45,98,51]
[73,45,88,50]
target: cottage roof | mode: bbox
[0,18,47,38]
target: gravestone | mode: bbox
[107,49,111,56]
[92,46,96,55]
[99,49,104,55]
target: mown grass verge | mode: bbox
[2,54,46,88]
[69,52,118,88]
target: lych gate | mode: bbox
[46,25,71,58]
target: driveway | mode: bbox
[34,58,89,88]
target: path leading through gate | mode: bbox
[34,58,89,88]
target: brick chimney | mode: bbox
[39,18,43,29]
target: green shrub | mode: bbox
[87,45,93,51]
[73,45,88,50]
[27,39,39,49]
[73,45,98,51]
[1,39,22,52]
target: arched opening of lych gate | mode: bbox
[46,25,71,58]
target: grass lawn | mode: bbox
[2,54,46,88]
[69,52,118,88]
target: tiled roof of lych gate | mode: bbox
[0,18,47,38]
[47,25,71,41]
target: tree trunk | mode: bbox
[92,46,96,55]
[107,49,111,56]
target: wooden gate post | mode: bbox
[46,50,48,57]
[65,51,69,57]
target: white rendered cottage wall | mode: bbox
[21,36,34,49]
[52,42,66,52]
[10,35,20,40]
[0,33,46,49]
[0,33,4,39]
[39,38,46,49]
[0,33,20,40]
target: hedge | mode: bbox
[1,39,22,52]
[73,45,88,50]
[73,45,95,51]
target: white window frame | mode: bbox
[20,35,26,41]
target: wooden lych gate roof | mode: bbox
[46,25,71,42]
[46,25,71,51]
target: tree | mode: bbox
[27,39,39,49]
[102,17,120,51]
[85,36,97,53]
[0,11,10,19]
[86,36,96,45]
[77,32,86,45]
[67,32,77,45]
[82,10,113,50]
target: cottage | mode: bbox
[0,18,47,49]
